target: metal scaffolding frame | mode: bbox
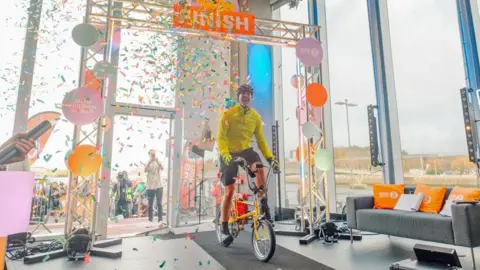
[66,0,328,240]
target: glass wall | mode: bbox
[115,30,176,108]
[278,0,310,210]
[26,0,84,236]
[325,0,378,212]
[0,0,29,143]
[108,115,171,236]
[388,0,471,188]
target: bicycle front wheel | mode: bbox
[251,219,276,262]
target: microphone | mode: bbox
[0,120,53,165]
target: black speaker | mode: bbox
[413,244,462,268]
[367,105,380,167]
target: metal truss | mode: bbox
[296,62,329,234]
[66,0,326,236]
[86,0,320,47]
[64,0,116,239]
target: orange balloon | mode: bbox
[306,83,328,107]
[85,69,101,91]
[296,143,316,163]
[67,144,102,177]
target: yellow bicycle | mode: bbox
[215,157,277,262]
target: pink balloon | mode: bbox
[296,37,323,67]
[291,74,305,89]
[296,101,307,124]
[62,87,104,126]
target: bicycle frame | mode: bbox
[229,198,262,240]
[227,160,274,241]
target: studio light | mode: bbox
[460,88,477,163]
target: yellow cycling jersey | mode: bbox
[216,104,274,159]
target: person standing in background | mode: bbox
[112,171,133,218]
[145,149,165,228]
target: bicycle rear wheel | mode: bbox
[251,219,276,262]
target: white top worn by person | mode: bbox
[144,149,163,190]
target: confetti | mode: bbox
[159,260,166,268]
[43,255,50,262]
[84,253,90,264]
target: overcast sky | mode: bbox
[280,0,467,156]
[0,0,472,172]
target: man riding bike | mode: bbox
[216,84,280,246]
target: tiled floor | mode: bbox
[9,224,480,270]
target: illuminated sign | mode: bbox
[173,4,255,35]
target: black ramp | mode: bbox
[193,230,334,270]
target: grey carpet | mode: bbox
[193,230,335,270]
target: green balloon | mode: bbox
[314,148,333,171]
[72,23,100,47]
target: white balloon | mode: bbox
[93,61,115,79]
[72,23,100,47]
[314,148,334,171]
[302,121,320,139]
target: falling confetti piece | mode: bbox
[84,253,90,264]
[133,248,138,251]
[207,260,211,265]
[159,260,166,268]
[43,255,50,262]
[199,261,203,266]
[59,237,67,245]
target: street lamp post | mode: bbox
[335,99,358,187]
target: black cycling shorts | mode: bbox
[219,148,262,186]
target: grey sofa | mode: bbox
[347,187,480,264]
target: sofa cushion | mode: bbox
[356,209,455,245]
[404,186,453,209]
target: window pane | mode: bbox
[0,0,29,143]
[28,0,84,173]
[115,30,175,108]
[388,1,471,187]
[279,1,309,209]
[326,0,378,212]
[110,115,171,236]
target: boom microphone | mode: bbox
[0,120,52,165]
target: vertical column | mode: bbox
[169,91,184,228]
[169,36,185,228]
[272,8,287,208]
[457,0,480,185]
[13,0,43,134]
[242,0,276,214]
[95,23,122,239]
[366,0,404,184]
[310,0,337,211]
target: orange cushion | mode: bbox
[372,184,405,209]
[447,186,480,201]
[414,184,446,213]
